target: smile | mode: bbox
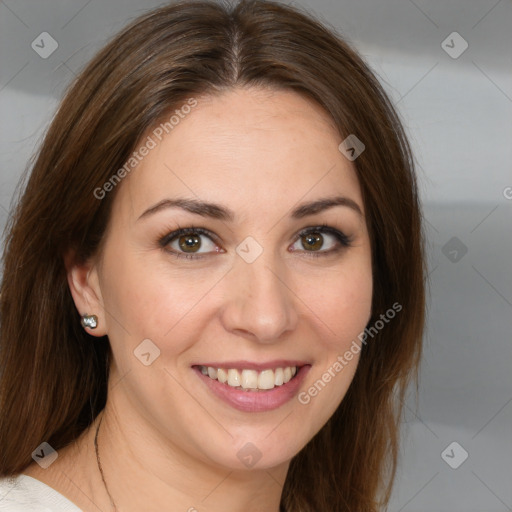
[193,362,311,412]
[198,365,298,391]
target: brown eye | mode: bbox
[291,225,352,258]
[160,227,220,259]
[301,232,324,251]
[178,234,202,253]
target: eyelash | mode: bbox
[158,224,352,260]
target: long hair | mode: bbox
[0,1,425,510]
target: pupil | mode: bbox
[304,233,322,250]
[179,234,201,252]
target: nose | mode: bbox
[219,250,299,344]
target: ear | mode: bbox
[64,249,108,337]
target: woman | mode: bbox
[0,0,425,510]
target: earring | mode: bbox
[81,314,98,330]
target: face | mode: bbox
[76,86,373,472]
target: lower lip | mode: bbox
[194,366,311,413]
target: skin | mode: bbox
[24,86,373,511]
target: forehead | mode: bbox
[116,87,363,222]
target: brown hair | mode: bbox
[0,1,425,510]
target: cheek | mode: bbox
[290,266,372,442]
[333,277,373,342]
[100,247,220,356]
[301,259,373,351]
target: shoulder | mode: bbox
[0,474,82,512]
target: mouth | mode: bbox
[192,362,311,412]
[196,364,299,391]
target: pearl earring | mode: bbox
[81,314,98,330]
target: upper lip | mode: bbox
[193,360,310,371]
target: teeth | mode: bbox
[258,369,275,390]
[217,368,228,383]
[199,365,298,390]
[227,369,241,387]
[241,369,258,389]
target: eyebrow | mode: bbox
[137,195,363,222]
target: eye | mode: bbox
[159,224,351,260]
[290,225,351,257]
[159,227,222,259]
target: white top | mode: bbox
[0,474,82,511]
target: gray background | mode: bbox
[1,1,511,511]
